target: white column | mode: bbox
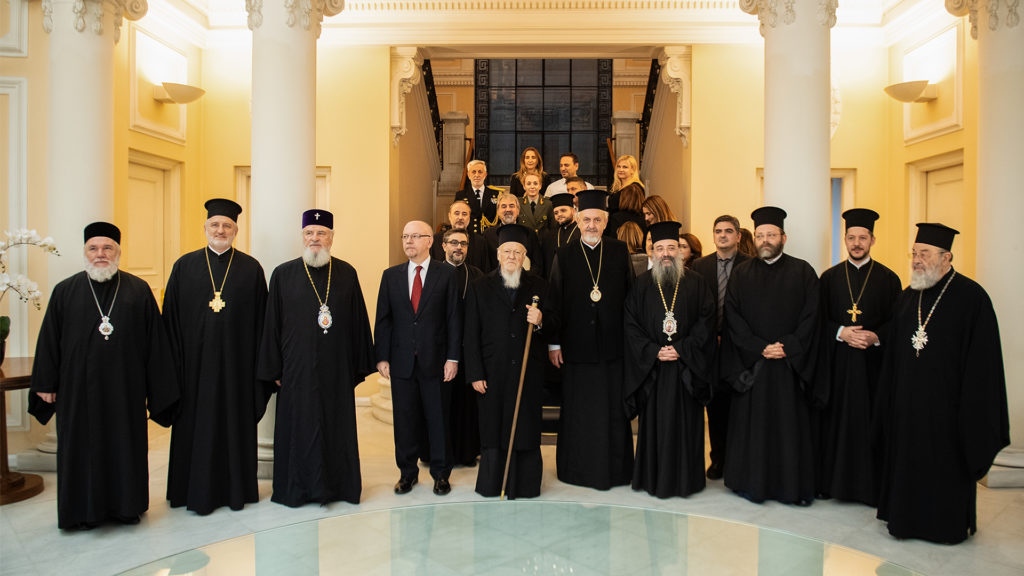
[246,0,341,478]
[611,112,641,161]
[742,0,837,273]
[948,0,1024,482]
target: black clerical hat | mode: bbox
[550,193,575,209]
[497,223,531,248]
[914,222,959,251]
[649,221,681,245]
[205,198,243,222]
[751,206,787,230]
[842,208,879,232]
[302,209,334,229]
[84,222,121,244]
[576,189,608,212]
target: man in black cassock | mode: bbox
[625,221,716,498]
[484,192,546,278]
[692,214,750,480]
[465,224,548,498]
[163,199,269,515]
[429,199,492,272]
[875,223,1008,544]
[257,209,375,506]
[538,193,578,276]
[815,208,901,506]
[721,206,821,505]
[29,222,179,529]
[547,189,634,490]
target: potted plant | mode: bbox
[0,229,60,364]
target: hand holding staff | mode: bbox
[501,295,541,500]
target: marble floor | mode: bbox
[1,407,1022,576]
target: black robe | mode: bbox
[539,221,579,278]
[625,270,716,498]
[721,254,821,504]
[163,247,269,514]
[29,271,179,529]
[875,268,1009,544]
[430,230,492,273]
[815,258,901,506]
[547,237,635,490]
[257,257,375,506]
[464,271,548,498]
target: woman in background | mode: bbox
[678,232,702,269]
[509,147,551,198]
[609,155,645,213]
[617,221,650,277]
[642,195,677,226]
[606,184,645,238]
[738,227,757,258]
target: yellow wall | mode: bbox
[395,84,440,264]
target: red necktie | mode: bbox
[411,265,423,313]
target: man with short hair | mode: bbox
[539,193,578,275]
[30,222,180,529]
[721,206,822,505]
[376,221,462,496]
[816,208,901,505]
[431,199,492,272]
[875,223,1008,544]
[163,199,270,515]
[544,153,594,197]
[258,209,376,507]
[465,224,548,498]
[547,189,634,489]
[691,214,749,480]
[455,160,501,235]
[625,220,716,498]
[484,192,545,277]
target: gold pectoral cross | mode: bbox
[847,303,862,323]
[209,291,226,313]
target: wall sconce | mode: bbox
[884,80,937,103]
[153,82,206,104]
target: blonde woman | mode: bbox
[609,155,644,214]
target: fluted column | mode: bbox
[246,0,342,478]
[741,0,837,272]
[948,0,1024,479]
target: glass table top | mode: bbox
[120,501,922,576]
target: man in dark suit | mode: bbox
[691,214,749,480]
[375,220,462,496]
[430,199,492,272]
[454,160,501,235]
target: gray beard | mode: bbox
[84,257,119,282]
[446,253,466,267]
[652,255,684,286]
[581,232,602,245]
[910,266,942,290]
[303,248,331,268]
[501,214,518,225]
[758,244,782,261]
[500,268,521,289]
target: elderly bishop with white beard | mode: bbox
[29,222,179,529]
[875,223,1008,544]
[625,221,716,498]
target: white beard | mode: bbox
[303,248,331,268]
[910,265,942,290]
[581,232,602,245]
[652,254,684,285]
[84,257,119,282]
[500,267,521,289]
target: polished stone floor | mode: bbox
[2,407,1022,576]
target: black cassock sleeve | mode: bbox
[347,270,376,385]
[463,282,485,384]
[28,282,66,425]
[623,282,659,419]
[777,265,823,404]
[959,291,1010,480]
[255,268,284,421]
[143,288,180,427]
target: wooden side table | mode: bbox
[1,356,44,505]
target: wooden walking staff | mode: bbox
[501,295,540,501]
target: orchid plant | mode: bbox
[0,229,61,342]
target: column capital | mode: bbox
[946,0,1021,39]
[658,46,691,147]
[391,47,423,147]
[740,0,838,37]
[42,0,148,43]
[247,0,344,37]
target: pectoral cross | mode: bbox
[209,291,226,313]
[847,303,862,323]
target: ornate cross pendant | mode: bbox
[847,303,862,323]
[209,291,226,313]
[911,326,928,357]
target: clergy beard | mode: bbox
[84,258,119,282]
[581,232,602,245]
[758,242,783,261]
[910,263,943,290]
[652,254,684,286]
[303,248,331,268]
[500,267,522,289]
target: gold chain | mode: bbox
[655,268,682,316]
[579,238,603,290]
[844,259,874,319]
[917,269,955,332]
[205,247,235,295]
[303,258,332,308]
[557,223,578,248]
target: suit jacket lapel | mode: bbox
[414,260,440,317]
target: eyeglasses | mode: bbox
[498,248,526,258]
[446,240,469,248]
[754,232,781,241]
[401,234,431,241]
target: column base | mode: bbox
[11,449,57,472]
[257,459,274,480]
[370,377,393,425]
[980,446,1024,489]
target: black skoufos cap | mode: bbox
[842,208,880,232]
[302,209,334,230]
[497,223,531,248]
[751,206,787,230]
[575,189,609,212]
[84,222,121,244]
[649,221,682,245]
[550,193,575,209]
[915,222,959,251]
[205,198,243,222]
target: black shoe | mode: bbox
[394,476,418,494]
[706,461,724,480]
[433,477,451,496]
